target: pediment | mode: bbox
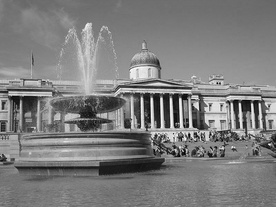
[120,79,192,88]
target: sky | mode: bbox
[0,0,276,86]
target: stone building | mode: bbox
[0,41,276,136]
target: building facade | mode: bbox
[0,41,276,135]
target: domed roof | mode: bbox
[130,41,161,69]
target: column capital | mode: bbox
[238,100,242,103]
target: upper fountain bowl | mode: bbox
[50,95,126,114]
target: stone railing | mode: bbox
[0,134,9,140]
[0,133,20,161]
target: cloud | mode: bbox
[0,64,61,80]
[0,66,30,79]
[13,6,76,50]
[54,8,76,30]
[0,0,4,22]
[37,65,59,80]
[114,0,123,12]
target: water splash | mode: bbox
[57,23,119,94]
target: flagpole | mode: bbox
[31,50,33,79]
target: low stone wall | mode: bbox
[0,133,20,161]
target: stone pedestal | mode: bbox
[15,132,164,176]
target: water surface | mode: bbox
[1,159,275,207]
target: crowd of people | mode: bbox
[151,131,207,144]
[170,143,228,158]
[151,131,229,158]
[150,130,268,158]
[151,129,253,145]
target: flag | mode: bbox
[31,53,34,66]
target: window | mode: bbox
[220,120,226,130]
[136,69,139,78]
[192,104,195,111]
[200,120,203,129]
[208,103,212,112]
[268,104,271,112]
[1,101,7,110]
[69,124,75,132]
[0,121,7,132]
[220,104,224,112]
[268,120,274,129]
[209,120,215,128]
[148,68,151,77]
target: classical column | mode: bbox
[188,94,193,128]
[60,112,65,132]
[230,100,235,129]
[130,93,135,129]
[251,100,256,129]
[178,94,184,128]
[7,97,12,132]
[160,93,165,129]
[120,94,125,129]
[48,105,53,125]
[115,110,118,128]
[169,94,174,129]
[258,100,263,129]
[37,97,41,132]
[150,93,155,129]
[196,100,200,129]
[238,100,243,129]
[140,93,145,129]
[19,96,23,132]
[226,102,230,129]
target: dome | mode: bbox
[130,41,161,69]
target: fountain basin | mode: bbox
[15,132,164,176]
[50,95,126,114]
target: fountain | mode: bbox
[14,23,164,176]
[259,133,276,158]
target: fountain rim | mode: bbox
[20,131,152,140]
[49,95,126,114]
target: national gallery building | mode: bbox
[0,41,276,135]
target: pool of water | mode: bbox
[1,159,276,207]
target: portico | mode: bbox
[226,96,263,131]
[6,79,54,132]
[115,79,194,130]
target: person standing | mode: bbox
[213,146,218,157]
[172,133,176,143]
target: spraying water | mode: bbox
[57,23,119,94]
